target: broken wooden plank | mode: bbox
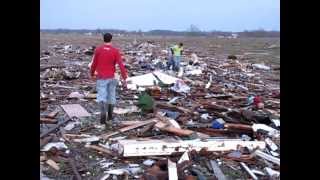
[40,135,53,149]
[254,150,280,165]
[118,139,266,157]
[224,123,253,132]
[46,109,60,118]
[84,93,97,99]
[239,162,258,180]
[155,113,198,137]
[156,102,193,114]
[46,159,60,171]
[40,118,72,138]
[40,117,58,124]
[168,159,178,180]
[155,121,194,137]
[138,123,156,136]
[100,119,157,139]
[85,144,115,156]
[118,121,145,127]
[40,156,47,162]
[210,160,227,180]
[61,104,91,118]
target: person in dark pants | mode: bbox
[90,33,127,126]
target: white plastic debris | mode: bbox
[64,121,81,131]
[127,167,142,175]
[178,67,184,77]
[73,136,100,143]
[168,97,180,104]
[41,142,68,152]
[99,174,110,180]
[64,45,72,51]
[100,162,114,169]
[252,124,280,138]
[178,151,190,164]
[201,113,210,120]
[113,106,140,114]
[271,119,280,127]
[143,159,155,166]
[186,69,202,76]
[252,64,271,70]
[127,71,179,89]
[191,53,199,65]
[205,74,212,89]
[264,167,280,178]
[105,169,129,175]
[170,80,190,93]
[68,92,84,99]
[251,169,266,176]
[270,151,280,157]
[265,138,278,151]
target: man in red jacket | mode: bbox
[90,33,128,125]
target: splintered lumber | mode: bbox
[224,123,253,132]
[254,150,280,165]
[40,117,58,124]
[46,159,60,171]
[40,118,72,138]
[240,162,258,180]
[155,113,198,137]
[210,160,227,180]
[201,103,229,112]
[192,128,231,136]
[40,156,47,162]
[61,104,91,118]
[168,159,178,180]
[155,121,194,137]
[85,144,115,156]
[118,139,266,157]
[68,158,82,180]
[156,102,193,114]
[46,109,59,118]
[100,119,157,139]
[119,121,145,127]
[40,135,53,149]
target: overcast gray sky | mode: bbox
[40,0,280,32]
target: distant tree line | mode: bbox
[41,27,279,38]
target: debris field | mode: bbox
[40,33,280,180]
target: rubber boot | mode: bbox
[99,102,106,124]
[107,104,114,121]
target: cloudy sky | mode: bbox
[41,0,280,31]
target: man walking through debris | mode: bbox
[171,43,184,72]
[90,33,127,126]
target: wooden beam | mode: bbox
[40,117,58,124]
[118,139,266,157]
[46,109,60,118]
[168,159,178,180]
[46,159,60,171]
[240,162,258,180]
[154,121,194,137]
[85,145,115,156]
[210,160,227,180]
[100,119,157,139]
[254,150,280,165]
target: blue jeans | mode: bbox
[96,78,118,104]
[167,55,174,70]
[173,56,181,71]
